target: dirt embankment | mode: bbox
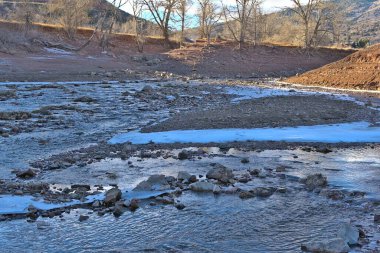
[0,21,353,82]
[286,44,380,91]
[163,42,354,78]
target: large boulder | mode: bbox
[104,188,122,206]
[301,174,327,190]
[206,164,234,183]
[133,174,171,191]
[301,238,350,253]
[337,223,359,245]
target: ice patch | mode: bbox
[109,122,380,145]
[0,194,103,215]
[0,81,120,86]
[44,48,74,55]
[224,86,295,102]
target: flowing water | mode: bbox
[0,80,379,252]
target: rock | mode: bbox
[79,215,89,222]
[239,191,255,199]
[248,168,266,178]
[14,190,23,195]
[337,223,359,245]
[241,158,250,164]
[275,166,287,172]
[129,199,139,211]
[16,169,37,179]
[320,189,345,200]
[71,184,91,191]
[177,171,192,181]
[175,203,186,210]
[113,204,125,217]
[36,221,50,230]
[301,238,350,253]
[141,85,153,93]
[73,96,97,103]
[104,188,122,206]
[316,147,333,154]
[156,195,175,205]
[301,174,327,190]
[189,181,220,193]
[188,175,198,183]
[374,214,380,223]
[133,174,171,191]
[222,186,239,194]
[206,164,234,183]
[178,150,190,160]
[254,187,275,198]
[277,187,287,193]
[92,200,101,208]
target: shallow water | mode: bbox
[1,147,376,252]
[0,191,377,253]
[1,81,380,252]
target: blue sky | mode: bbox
[111,0,298,15]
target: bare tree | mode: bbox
[142,0,179,46]
[100,0,129,51]
[48,0,91,39]
[222,0,262,49]
[288,0,341,48]
[14,0,34,35]
[177,0,192,46]
[197,0,220,45]
[130,0,146,52]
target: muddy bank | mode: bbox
[142,95,380,133]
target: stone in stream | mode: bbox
[301,238,350,253]
[129,199,139,211]
[239,191,255,199]
[113,203,125,217]
[337,222,359,245]
[206,164,234,183]
[104,188,122,206]
[133,175,171,191]
[175,203,186,210]
[301,173,327,191]
[178,150,190,160]
[177,171,192,181]
[253,187,276,198]
[240,158,250,164]
[79,215,89,222]
[16,169,37,179]
[189,181,221,193]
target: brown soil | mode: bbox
[286,44,380,91]
[163,42,354,78]
[0,21,353,82]
[142,95,379,133]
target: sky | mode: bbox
[112,0,298,15]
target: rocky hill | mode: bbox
[344,0,380,44]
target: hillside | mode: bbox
[0,0,132,28]
[344,0,380,44]
[286,44,380,90]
